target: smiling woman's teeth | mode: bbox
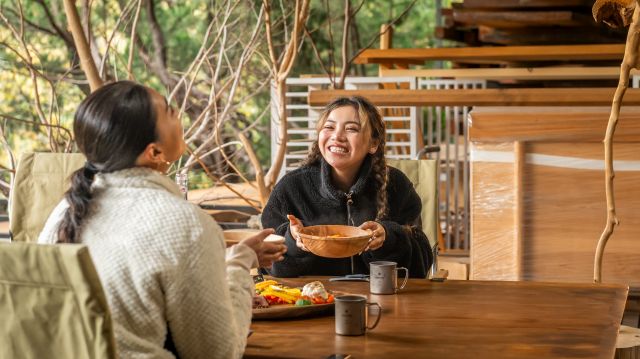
[329,146,347,153]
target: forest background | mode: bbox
[0,0,449,211]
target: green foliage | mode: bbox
[0,0,442,193]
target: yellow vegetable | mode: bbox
[255,280,278,291]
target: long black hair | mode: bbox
[57,81,158,243]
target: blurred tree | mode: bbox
[0,0,442,202]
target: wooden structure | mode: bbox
[308,87,640,107]
[438,0,626,46]
[380,66,640,81]
[246,277,627,358]
[468,106,640,287]
[354,43,626,66]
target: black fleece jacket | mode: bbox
[261,156,432,278]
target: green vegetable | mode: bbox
[295,298,312,306]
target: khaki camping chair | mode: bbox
[9,152,86,242]
[387,159,439,275]
[0,242,116,358]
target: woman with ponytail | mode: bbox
[262,96,431,278]
[38,81,286,359]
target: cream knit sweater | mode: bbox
[38,167,258,359]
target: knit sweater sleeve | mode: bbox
[166,210,257,359]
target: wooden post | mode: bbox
[514,141,525,280]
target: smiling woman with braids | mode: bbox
[38,81,286,359]
[262,96,432,278]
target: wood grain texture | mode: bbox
[453,10,593,28]
[353,44,625,64]
[308,88,640,107]
[470,112,640,288]
[379,66,640,81]
[246,277,627,359]
[463,0,594,8]
[468,106,640,142]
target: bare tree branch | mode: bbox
[127,0,143,80]
[348,0,417,64]
[337,0,352,89]
[63,0,103,91]
[186,146,261,211]
[593,0,640,282]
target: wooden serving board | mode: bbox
[252,302,334,320]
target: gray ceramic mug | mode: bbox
[334,295,382,336]
[369,261,409,295]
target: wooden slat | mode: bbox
[379,66,639,80]
[453,10,593,28]
[468,106,640,142]
[308,88,640,107]
[435,26,480,45]
[353,44,625,64]
[478,25,625,45]
[461,0,594,8]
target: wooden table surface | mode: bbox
[245,278,627,359]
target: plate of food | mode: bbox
[252,280,338,320]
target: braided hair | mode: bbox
[304,96,389,220]
[57,81,158,243]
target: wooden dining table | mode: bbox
[245,277,627,359]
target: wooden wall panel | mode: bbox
[470,108,640,289]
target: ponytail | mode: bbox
[56,80,158,243]
[57,162,99,243]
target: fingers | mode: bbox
[287,214,302,227]
[259,252,286,267]
[359,221,385,252]
[296,238,309,251]
[368,236,384,251]
[261,241,287,255]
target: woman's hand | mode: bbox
[359,221,386,251]
[239,228,287,267]
[287,214,309,251]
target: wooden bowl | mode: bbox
[298,225,372,258]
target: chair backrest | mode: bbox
[9,152,86,242]
[0,242,116,358]
[387,159,438,249]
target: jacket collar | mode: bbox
[92,167,183,197]
[319,155,373,201]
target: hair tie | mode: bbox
[83,161,99,178]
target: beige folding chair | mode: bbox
[0,241,116,358]
[9,152,86,242]
[387,159,439,275]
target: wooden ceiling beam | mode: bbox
[353,44,625,65]
[308,88,640,107]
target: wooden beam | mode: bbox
[308,88,640,107]
[379,66,640,81]
[353,44,626,65]
[467,106,640,142]
[478,26,625,45]
[461,0,594,8]
[453,10,594,28]
[435,27,480,45]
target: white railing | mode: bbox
[271,77,418,179]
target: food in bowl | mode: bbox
[298,225,372,258]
